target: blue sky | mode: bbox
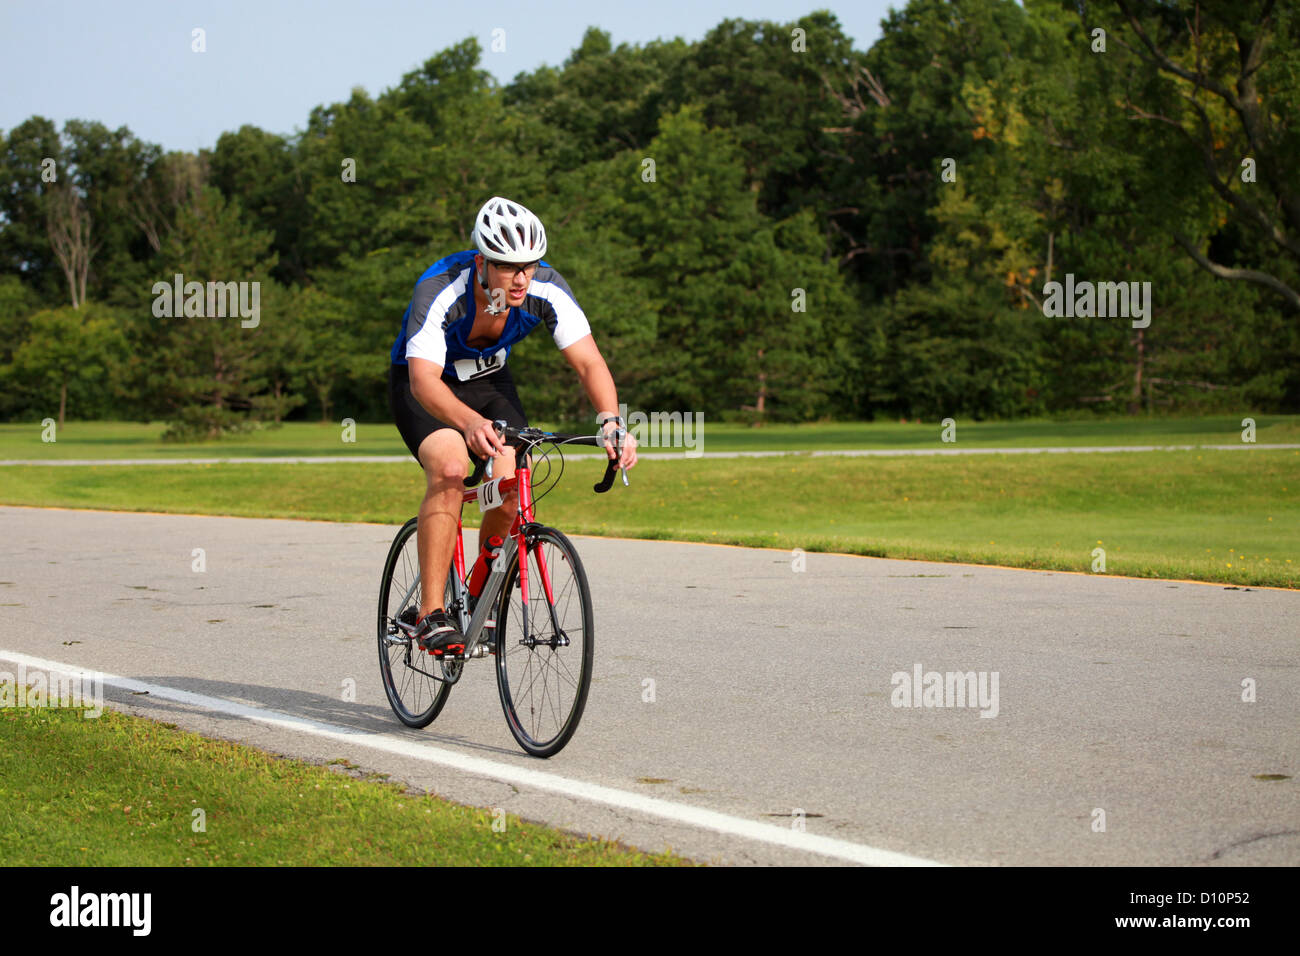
[2,0,898,153]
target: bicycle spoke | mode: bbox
[496,529,592,757]
[378,519,452,728]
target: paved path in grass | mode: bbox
[1,505,1296,866]
[2,443,1297,466]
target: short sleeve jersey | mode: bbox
[389,250,591,381]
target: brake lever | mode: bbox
[617,427,630,485]
[485,419,508,481]
[609,426,630,487]
[593,425,629,493]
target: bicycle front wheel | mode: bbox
[377,517,453,728]
[495,527,594,757]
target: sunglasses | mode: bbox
[486,260,538,277]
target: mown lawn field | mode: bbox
[2,445,1295,587]
[0,692,687,866]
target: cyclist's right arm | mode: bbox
[408,357,506,459]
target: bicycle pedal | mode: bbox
[429,643,465,659]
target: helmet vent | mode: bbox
[471,195,548,263]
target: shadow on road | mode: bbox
[107,674,525,760]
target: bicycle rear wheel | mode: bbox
[377,518,453,728]
[494,527,594,757]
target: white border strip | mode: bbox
[0,651,944,867]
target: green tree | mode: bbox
[313,245,433,423]
[210,126,305,284]
[60,120,160,305]
[1085,0,1300,312]
[619,106,849,420]
[0,116,64,303]
[505,28,688,173]
[2,303,128,425]
[0,273,39,364]
[141,186,284,438]
[509,153,659,425]
[285,284,353,422]
[668,13,855,214]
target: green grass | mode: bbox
[3,415,1298,459]
[2,448,1295,587]
[0,693,688,866]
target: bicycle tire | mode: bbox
[377,517,453,728]
[494,526,594,757]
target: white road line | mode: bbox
[2,444,1297,466]
[0,650,944,867]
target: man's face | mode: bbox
[479,255,538,309]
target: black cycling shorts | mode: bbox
[388,363,529,467]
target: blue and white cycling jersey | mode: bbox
[389,250,591,380]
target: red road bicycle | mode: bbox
[377,421,627,757]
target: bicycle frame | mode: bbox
[443,458,559,661]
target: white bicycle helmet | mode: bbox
[472,196,547,264]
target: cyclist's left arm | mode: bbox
[561,334,637,470]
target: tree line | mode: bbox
[1,0,1296,438]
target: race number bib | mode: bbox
[453,349,507,381]
[476,476,505,513]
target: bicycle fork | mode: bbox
[473,527,569,653]
[517,530,570,650]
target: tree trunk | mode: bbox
[212,347,226,434]
[46,184,98,310]
[59,378,67,429]
[317,382,332,423]
[755,348,767,421]
[1128,328,1145,415]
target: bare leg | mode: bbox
[416,430,470,619]
[477,446,520,545]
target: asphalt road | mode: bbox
[1,505,1295,865]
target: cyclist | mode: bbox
[388,196,638,655]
